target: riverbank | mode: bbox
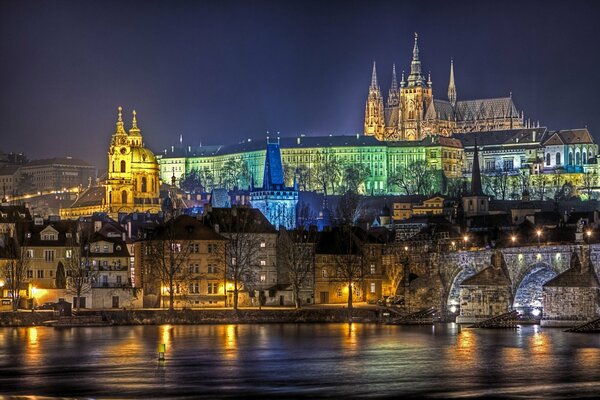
[0,308,381,327]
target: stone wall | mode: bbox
[459,286,511,319]
[543,287,600,320]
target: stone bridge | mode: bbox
[405,244,600,317]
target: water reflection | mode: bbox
[0,324,599,398]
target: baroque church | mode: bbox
[364,33,524,141]
[60,107,161,219]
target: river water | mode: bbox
[0,323,599,399]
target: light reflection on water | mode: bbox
[0,323,599,398]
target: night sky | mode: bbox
[1,0,600,169]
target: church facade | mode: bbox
[60,107,161,219]
[365,33,524,141]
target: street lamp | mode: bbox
[463,235,469,249]
[536,229,542,246]
[511,235,517,245]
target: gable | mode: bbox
[543,132,564,146]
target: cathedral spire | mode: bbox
[407,32,425,87]
[114,106,126,135]
[448,58,457,106]
[370,61,379,89]
[388,64,399,107]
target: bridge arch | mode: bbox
[512,262,558,316]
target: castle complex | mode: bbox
[364,33,524,141]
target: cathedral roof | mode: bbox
[425,99,455,121]
[455,97,519,121]
[551,128,594,145]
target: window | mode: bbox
[65,249,72,259]
[116,276,122,285]
[141,177,147,192]
[189,243,199,253]
[120,160,126,173]
[503,159,513,170]
[208,244,216,253]
[260,242,266,248]
[207,283,217,294]
[546,153,551,166]
[370,283,376,293]
[556,153,561,165]
[485,160,495,171]
[322,269,327,278]
[26,249,34,258]
[337,288,343,298]
[189,282,199,294]
[370,264,376,275]
[189,264,200,274]
[121,190,127,204]
[260,274,266,282]
[171,243,181,252]
[37,270,44,279]
[44,250,55,262]
[27,270,33,278]
[260,260,266,266]
[207,264,217,274]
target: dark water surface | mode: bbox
[0,323,599,399]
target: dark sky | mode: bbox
[1,0,600,168]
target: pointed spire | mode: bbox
[129,110,141,136]
[388,64,399,107]
[448,58,457,106]
[400,70,405,87]
[407,32,425,87]
[370,61,379,89]
[471,140,484,196]
[114,106,126,135]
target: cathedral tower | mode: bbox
[399,33,433,140]
[363,62,385,140]
[106,107,160,217]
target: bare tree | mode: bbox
[582,169,597,199]
[277,229,314,309]
[1,233,30,311]
[313,154,341,195]
[145,219,194,310]
[342,163,371,194]
[483,172,510,200]
[332,226,369,319]
[388,160,438,195]
[335,190,363,226]
[383,247,406,298]
[64,229,97,311]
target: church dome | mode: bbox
[131,147,157,164]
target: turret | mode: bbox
[407,33,426,87]
[387,64,399,107]
[363,61,385,139]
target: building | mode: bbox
[18,157,96,194]
[136,215,228,308]
[542,249,600,327]
[60,107,161,219]
[159,134,464,196]
[250,141,298,229]
[365,33,524,142]
[202,206,279,306]
[314,227,383,304]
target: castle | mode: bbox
[364,33,524,141]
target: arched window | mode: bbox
[408,110,414,119]
[141,177,147,193]
[576,152,581,165]
[546,153,551,166]
[569,152,573,165]
[583,151,587,164]
[120,160,126,173]
[556,153,561,165]
[121,190,127,204]
[108,191,112,203]
[112,161,115,172]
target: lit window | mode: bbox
[370,283,376,293]
[260,274,266,282]
[260,242,266,248]
[260,260,266,266]
[370,264,376,275]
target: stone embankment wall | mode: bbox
[0,308,380,327]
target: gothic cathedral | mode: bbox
[364,33,524,141]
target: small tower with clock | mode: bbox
[105,106,161,218]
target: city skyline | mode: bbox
[2,0,600,168]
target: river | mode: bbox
[0,323,599,398]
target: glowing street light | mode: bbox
[511,235,516,244]
[536,229,542,245]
